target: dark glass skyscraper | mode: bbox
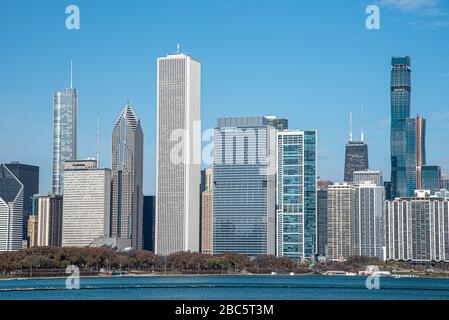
[390,56,412,198]
[4,162,39,241]
[143,196,155,251]
[422,165,441,195]
[344,141,369,183]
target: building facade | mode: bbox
[354,181,385,260]
[213,117,277,256]
[155,53,201,255]
[353,170,383,187]
[317,179,332,257]
[327,183,356,261]
[201,168,214,255]
[421,165,441,195]
[276,130,317,261]
[0,164,24,252]
[61,160,111,247]
[386,190,449,262]
[27,214,38,247]
[143,196,155,251]
[52,87,77,195]
[34,194,63,247]
[4,162,39,241]
[344,141,369,183]
[111,104,144,250]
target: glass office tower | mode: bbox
[390,56,412,198]
[213,117,277,256]
[52,88,77,195]
[276,130,317,261]
[422,165,441,195]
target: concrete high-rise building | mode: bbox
[155,52,201,256]
[143,196,155,251]
[327,183,356,261]
[276,130,317,261]
[386,190,449,262]
[52,72,77,195]
[201,168,214,255]
[213,117,277,256]
[27,214,38,247]
[34,194,63,247]
[442,174,449,190]
[317,179,332,257]
[353,170,383,187]
[4,162,39,241]
[354,181,385,260]
[0,164,24,252]
[111,104,144,250]
[61,160,111,248]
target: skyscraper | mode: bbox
[4,162,39,241]
[213,117,277,256]
[344,113,368,182]
[354,181,385,260]
[111,104,144,250]
[61,160,111,248]
[317,179,333,257]
[327,183,356,261]
[386,190,449,262]
[143,196,155,251]
[155,52,201,256]
[34,194,63,247]
[201,168,214,255]
[421,165,441,194]
[52,66,77,195]
[353,170,383,187]
[442,174,449,190]
[276,130,317,261]
[0,164,24,252]
[390,56,412,198]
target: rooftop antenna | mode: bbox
[70,60,73,89]
[96,110,101,167]
[361,104,365,143]
[349,112,353,142]
[177,44,180,54]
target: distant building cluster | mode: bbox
[1,54,448,265]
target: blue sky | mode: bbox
[1,0,448,194]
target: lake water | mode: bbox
[1,275,449,300]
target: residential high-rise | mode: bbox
[52,73,77,195]
[4,162,39,241]
[354,181,385,260]
[353,170,383,187]
[155,52,201,256]
[34,194,63,247]
[213,117,277,256]
[276,130,317,261]
[61,160,111,248]
[0,164,24,252]
[344,113,368,182]
[421,165,441,195]
[201,168,214,255]
[386,190,449,262]
[111,104,144,250]
[327,183,356,261]
[390,56,412,198]
[143,196,155,251]
[317,179,333,257]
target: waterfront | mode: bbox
[1,275,449,300]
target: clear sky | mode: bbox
[1,0,448,194]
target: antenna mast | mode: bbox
[70,60,73,89]
[361,105,365,142]
[97,110,100,167]
[349,112,353,142]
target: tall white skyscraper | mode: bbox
[61,160,111,247]
[155,52,201,255]
[111,104,144,250]
[52,64,77,195]
[0,164,24,252]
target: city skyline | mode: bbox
[1,1,449,195]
